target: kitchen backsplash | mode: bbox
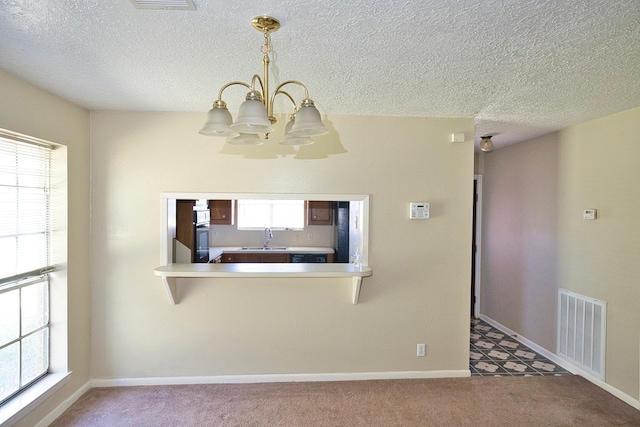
[209,224,335,248]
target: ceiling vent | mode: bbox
[129,0,196,10]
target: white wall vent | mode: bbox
[558,289,606,380]
[129,0,196,10]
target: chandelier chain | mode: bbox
[261,32,272,55]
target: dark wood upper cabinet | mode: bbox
[306,201,334,225]
[209,199,234,225]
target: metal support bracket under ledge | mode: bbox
[154,263,373,305]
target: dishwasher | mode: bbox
[291,254,327,263]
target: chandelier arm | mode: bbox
[216,81,252,101]
[274,80,311,99]
[272,90,297,110]
[267,80,311,117]
[249,74,267,99]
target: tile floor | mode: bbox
[470,318,570,376]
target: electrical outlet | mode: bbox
[213,231,220,237]
[417,344,426,357]
[307,233,313,241]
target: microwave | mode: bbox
[194,209,210,226]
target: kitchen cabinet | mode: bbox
[176,200,196,262]
[209,199,234,225]
[307,201,334,225]
[222,252,291,263]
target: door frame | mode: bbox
[472,174,483,318]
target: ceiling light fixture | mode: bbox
[199,16,328,145]
[479,135,494,152]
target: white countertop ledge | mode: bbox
[154,263,372,305]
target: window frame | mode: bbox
[236,199,305,230]
[0,134,53,405]
[0,276,50,405]
[0,128,70,424]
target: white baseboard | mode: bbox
[479,314,640,410]
[34,380,90,427]
[91,370,471,388]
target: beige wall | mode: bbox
[89,112,474,379]
[481,107,640,400]
[480,133,560,349]
[0,69,91,425]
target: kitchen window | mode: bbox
[0,135,52,405]
[236,199,305,230]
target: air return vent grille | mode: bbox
[557,289,606,380]
[129,0,196,10]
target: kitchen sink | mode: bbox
[240,247,288,251]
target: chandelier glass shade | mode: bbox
[280,115,314,146]
[228,132,263,146]
[198,100,239,137]
[290,100,328,137]
[199,16,328,145]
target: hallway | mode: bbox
[470,319,570,376]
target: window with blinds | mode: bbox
[0,135,52,404]
[236,199,305,230]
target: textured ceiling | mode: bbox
[0,0,639,149]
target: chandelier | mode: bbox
[199,16,328,146]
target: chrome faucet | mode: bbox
[264,227,273,248]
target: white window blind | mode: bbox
[0,137,51,280]
[237,199,305,230]
[0,135,52,404]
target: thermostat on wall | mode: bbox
[410,202,430,219]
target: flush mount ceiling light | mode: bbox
[479,135,494,152]
[199,16,328,146]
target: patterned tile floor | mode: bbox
[470,318,570,376]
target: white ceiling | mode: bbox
[1,0,639,150]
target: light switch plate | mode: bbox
[583,209,597,220]
[451,133,465,143]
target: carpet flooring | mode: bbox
[48,320,638,425]
[50,375,640,426]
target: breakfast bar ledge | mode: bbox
[154,263,373,305]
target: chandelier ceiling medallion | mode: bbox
[199,16,328,146]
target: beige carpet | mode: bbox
[50,376,640,426]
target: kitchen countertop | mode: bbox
[209,246,335,259]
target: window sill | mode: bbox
[0,372,71,427]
